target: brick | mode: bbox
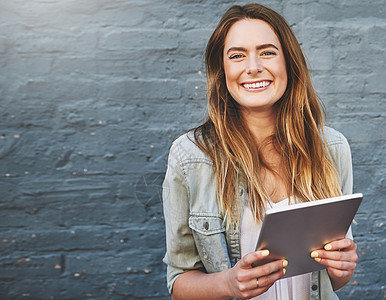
[284,2,386,22]
[304,47,333,71]
[338,288,384,300]
[177,28,212,55]
[323,94,386,115]
[93,2,146,27]
[98,29,179,51]
[364,71,386,94]
[10,29,98,55]
[65,248,165,277]
[0,38,6,54]
[2,277,104,300]
[293,23,331,48]
[0,254,61,280]
[313,74,365,95]
[353,168,385,200]
[2,55,53,76]
[17,78,99,100]
[100,79,181,101]
[330,118,385,145]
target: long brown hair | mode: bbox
[194,4,342,226]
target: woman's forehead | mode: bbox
[224,19,281,51]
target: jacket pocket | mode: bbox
[189,214,226,235]
[188,214,229,273]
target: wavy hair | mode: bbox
[194,4,342,226]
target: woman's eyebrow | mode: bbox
[226,46,247,55]
[256,43,279,51]
[226,43,279,55]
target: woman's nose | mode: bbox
[246,57,263,75]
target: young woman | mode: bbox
[163,4,357,300]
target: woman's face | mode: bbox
[223,19,288,114]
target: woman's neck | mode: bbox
[241,108,277,144]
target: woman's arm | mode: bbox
[320,128,357,290]
[172,250,287,300]
[311,238,358,291]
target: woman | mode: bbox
[163,3,357,300]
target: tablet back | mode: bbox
[254,193,363,278]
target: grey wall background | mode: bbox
[0,0,384,299]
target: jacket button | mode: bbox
[203,222,209,230]
[312,284,318,291]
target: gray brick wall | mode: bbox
[0,0,384,299]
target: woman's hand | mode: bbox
[224,250,287,300]
[172,250,286,300]
[311,238,358,291]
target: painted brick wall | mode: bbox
[0,0,384,299]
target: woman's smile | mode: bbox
[242,80,272,90]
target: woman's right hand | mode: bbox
[171,249,286,300]
[224,250,287,300]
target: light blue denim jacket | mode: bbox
[163,126,353,299]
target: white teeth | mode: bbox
[243,81,270,89]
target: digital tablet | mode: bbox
[253,193,363,278]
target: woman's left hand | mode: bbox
[311,238,358,291]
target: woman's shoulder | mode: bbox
[169,130,213,165]
[323,126,350,147]
[322,126,352,163]
[171,131,199,153]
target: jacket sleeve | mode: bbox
[337,134,353,196]
[325,127,353,195]
[162,141,205,293]
[313,128,355,298]
[338,135,354,240]
[326,128,354,241]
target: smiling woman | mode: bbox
[162,3,358,300]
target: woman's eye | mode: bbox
[229,54,243,59]
[261,51,276,56]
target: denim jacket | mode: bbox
[163,126,353,299]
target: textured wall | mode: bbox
[0,0,384,299]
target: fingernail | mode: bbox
[283,268,286,275]
[314,258,321,263]
[261,250,270,257]
[311,251,318,258]
[324,244,332,250]
[283,260,288,267]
